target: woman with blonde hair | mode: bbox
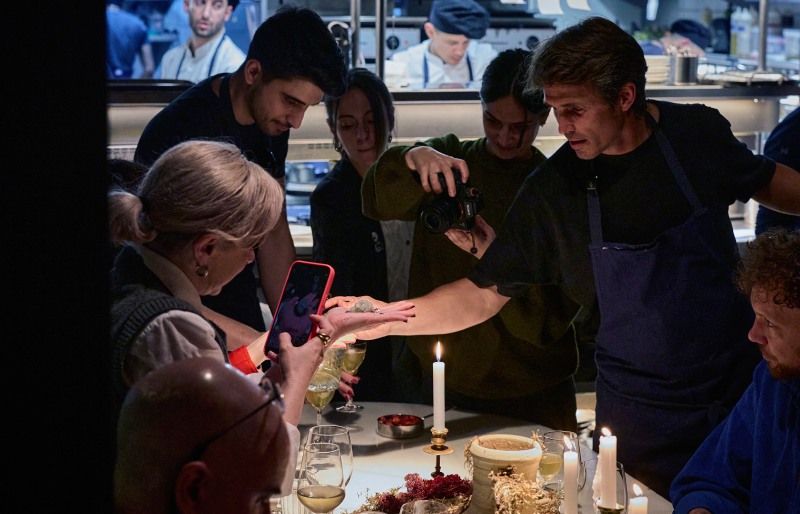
[109,140,413,427]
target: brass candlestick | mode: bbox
[595,503,625,514]
[423,428,454,477]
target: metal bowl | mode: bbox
[377,413,424,439]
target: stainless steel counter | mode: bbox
[282,83,798,162]
[107,82,800,161]
[106,80,798,250]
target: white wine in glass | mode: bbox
[296,485,345,513]
[539,452,565,481]
[539,439,565,486]
[306,344,344,425]
[543,430,585,491]
[306,370,339,426]
[296,442,345,514]
[337,340,367,413]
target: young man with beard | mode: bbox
[158,0,245,83]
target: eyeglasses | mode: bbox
[187,375,285,461]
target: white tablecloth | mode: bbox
[285,402,673,514]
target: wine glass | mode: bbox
[538,439,565,493]
[296,442,345,514]
[592,461,628,513]
[306,344,345,425]
[306,424,354,486]
[336,339,367,413]
[543,430,585,491]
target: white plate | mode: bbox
[576,408,596,426]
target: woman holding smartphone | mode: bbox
[109,140,414,429]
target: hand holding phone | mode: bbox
[264,260,335,355]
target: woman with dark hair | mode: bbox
[311,68,413,402]
[360,49,581,430]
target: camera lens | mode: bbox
[420,197,462,234]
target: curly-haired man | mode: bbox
[671,227,800,513]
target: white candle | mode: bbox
[433,342,445,431]
[563,436,578,514]
[629,484,648,514]
[599,427,617,508]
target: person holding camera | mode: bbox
[361,49,581,430]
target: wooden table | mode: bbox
[287,401,673,513]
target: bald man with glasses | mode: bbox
[114,357,294,514]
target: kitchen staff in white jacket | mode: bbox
[391,0,497,87]
[158,0,245,83]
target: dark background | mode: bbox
[9,1,111,510]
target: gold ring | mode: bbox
[317,332,331,347]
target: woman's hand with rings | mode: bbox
[316,299,415,341]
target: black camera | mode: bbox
[419,172,484,234]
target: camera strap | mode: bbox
[469,231,477,255]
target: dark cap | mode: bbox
[429,0,490,39]
[670,19,711,49]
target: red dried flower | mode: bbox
[350,473,472,514]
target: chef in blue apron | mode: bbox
[391,0,497,87]
[474,17,800,498]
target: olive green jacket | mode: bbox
[361,134,579,398]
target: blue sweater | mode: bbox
[670,361,800,513]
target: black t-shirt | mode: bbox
[471,100,775,328]
[134,74,289,330]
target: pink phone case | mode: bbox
[264,260,335,354]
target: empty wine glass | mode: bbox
[336,339,367,413]
[306,424,353,486]
[592,460,628,513]
[306,344,345,425]
[296,442,345,514]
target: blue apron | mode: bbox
[588,113,759,497]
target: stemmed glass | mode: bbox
[307,424,354,487]
[336,339,367,413]
[296,442,346,514]
[306,343,345,425]
[538,439,565,493]
[543,430,586,491]
[592,461,628,513]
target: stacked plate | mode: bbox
[645,55,671,84]
[576,408,596,445]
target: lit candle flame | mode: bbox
[633,483,643,497]
[563,435,574,451]
[601,427,612,437]
[435,341,442,361]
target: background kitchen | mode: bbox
[109,0,800,256]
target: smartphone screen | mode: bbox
[264,260,335,355]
